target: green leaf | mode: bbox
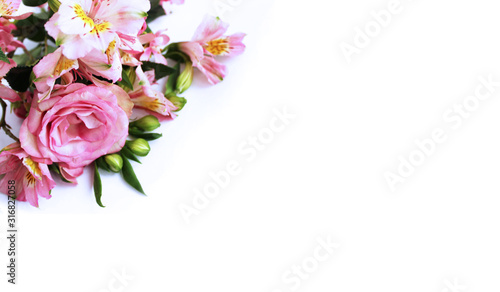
[118,68,134,91]
[150,0,161,8]
[13,15,47,42]
[121,156,146,195]
[93,163,105,208]
[23,0,48,6]
[146,4,166,23]
[12,54,27,67]
[33,9,53,20]
[120,145,141,164]
[5,66,33,92]
[0,49,9,64]
[141,61,175,80]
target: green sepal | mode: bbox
[120,145,141,164]
[48,163,72,184]
[95,156,111,172]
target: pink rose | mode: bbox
[20,84,129,171]
[0,143,56,207]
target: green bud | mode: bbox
[129,115,160,132]
[176,62,193,94]
[104,154,123,173]
[48,0,61,12]
[166,93,187,112]
[127,139,150,157]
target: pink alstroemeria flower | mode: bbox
[138,29,170,65]
[0,17,16,33]
[0,0,19,17]
[0,28,24,53]
[192,15,246,57]
[0,0,31,19]
[177,15,245,84]
[177,41,228,85]
[0,143,56,207]
[45,0,150,59]
[33,45,122,101]
[195,56,228,85]
[0,20,25,78]
[129,67,177,121]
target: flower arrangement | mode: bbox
[0,0,246,207]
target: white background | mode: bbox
[1,0,500,291]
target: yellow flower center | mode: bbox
[22,157,42,185]
[74,4,95,28]
[205,38,230,56]
[144,100,163,111]
[105,40,116,64]
[0,0,15,16]
[54,56,77,76]
[73,4,111,36]
[90,21,111,35]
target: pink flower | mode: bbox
[11,91,32,119]
[33,46,122,101]
[0,0,19,18]
[0,58,15,77]
[192,15,246,57]
[33,48,79,101]
[195,56,227,84]
[20,84,129,170]
[0,27,24,53]
[0,0,31,19]
[0,83,20,102]
[129,67,177,121]
[0,22,24,77]
[0,143,56,207]
[45,0,150,59]
[138,30,170,65]
[177,41,227,85]
[176,15,245,84]
[0,17,17,33]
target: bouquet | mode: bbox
[0,0,246,207]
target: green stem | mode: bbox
[0,99,19,142]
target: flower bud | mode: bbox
[104,154,123,173]
[129,115,160,132]
[176,62,193,94]
[166,93,187,112]
[127,139,150,157]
